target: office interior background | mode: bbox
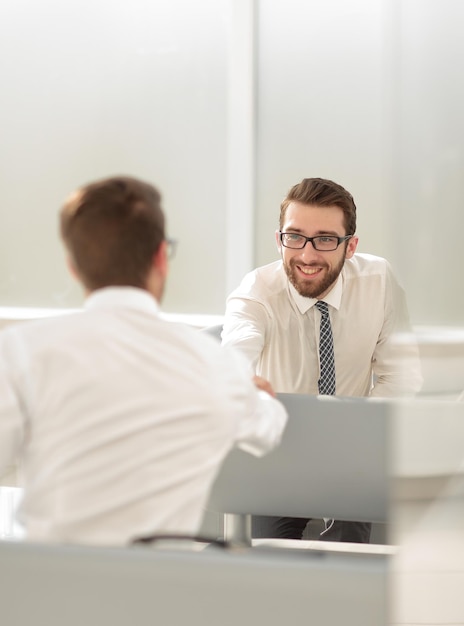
[1,2,464,625]
[0,0,463,331]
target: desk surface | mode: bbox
[0,540,387,626]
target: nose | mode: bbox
[298,240,320,263]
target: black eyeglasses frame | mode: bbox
[278,231,352,252]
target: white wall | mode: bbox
[389,0,464,326]
[0,0,229,313]
[255,0,390,264]
[255,0,464,327]
[1,0,463,324]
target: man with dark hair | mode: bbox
[222,177,422,543]
[0,175,287,546]
[60,176,167,291]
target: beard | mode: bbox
[284,255,345,299]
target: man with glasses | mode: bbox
[222,177,422,543]
[0,175,288,546]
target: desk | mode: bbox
[0,540,388,626]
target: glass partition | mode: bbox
[0,0,229,314]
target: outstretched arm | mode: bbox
[221,296,269,372]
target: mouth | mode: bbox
[297,265,323,277]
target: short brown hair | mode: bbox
[279,178,357,235]
[60,176,165,291]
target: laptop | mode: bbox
[207,393,390,523]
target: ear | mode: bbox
[64,254,91,296]
[275,230,282,253]
[146,241,169,302]
[153,240,169,279]
[345,235,359,260]
[65,254,80,281]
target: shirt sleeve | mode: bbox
[234,388,288,457]
[219,345,288,457]
[370,263,423,397]
[221,296,269,373]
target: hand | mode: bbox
[252,375,276,397]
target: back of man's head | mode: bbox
[60,176,165,291]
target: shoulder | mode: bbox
[0,312,83,344]
[0,312,87,370]
[344,253,392,278]
[342,254,403,300]
[228,260,287,303]
[158,318,241,365]
[161,321,254,391]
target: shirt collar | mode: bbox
[288,271,343,314]
[84,287,160,315]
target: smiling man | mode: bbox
[221,177,422,543]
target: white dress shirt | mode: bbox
[0,287,287,545]
[222,254,422,397]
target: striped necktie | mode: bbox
[315,301,336,395]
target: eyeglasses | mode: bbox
[166,238,178,259]
[279,231,352,252]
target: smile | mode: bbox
[298,266,322,276]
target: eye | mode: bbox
[318,236,337,244]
